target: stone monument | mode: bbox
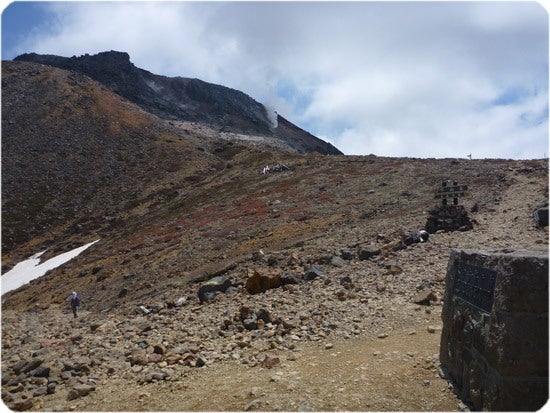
[426,180,473,233]
[440,248,548,411]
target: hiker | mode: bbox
[70,291,81,318]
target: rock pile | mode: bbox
[424,205,473,233]
[2,236,444,410]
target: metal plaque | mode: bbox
[453,262,497,313]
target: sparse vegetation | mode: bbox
[1,58,548,412]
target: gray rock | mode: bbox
[28,366,50,378]
[413,290,437,305]
[33,386,48,397]
[331,255,346,267]
[11,360,28,375]
[304,265,325,281]
[339,276,353,288]
[281,271,302,285]
[10,398,33,411]
[47,382,57,394]
[61,371,73,380]
[195,355,206,368]
[358,245,381,260]
[256,308,274,324]
[198,276,232,303]
[21,358,43,374]
[243,317,258,331]
[66,384,95,401]
[32,348,49,357]
[340,248,355,260]
[139,371,169,384]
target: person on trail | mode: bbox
[70,291,81,318]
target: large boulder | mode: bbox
[245,268,282,294]
[197,276,232,303]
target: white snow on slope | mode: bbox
[1,240,100,295]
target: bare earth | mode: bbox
[82,327,454,412]
[3,167,547,412]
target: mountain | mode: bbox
[14,51,342,155]
[2,59,214,254]
[2,56,548,412]
[2,57,548,306]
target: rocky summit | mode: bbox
[1,54,549,411]
[14,51,342,156]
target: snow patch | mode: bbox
[1,239,100,295]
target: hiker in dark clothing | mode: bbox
[70,291,81,318]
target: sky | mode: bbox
[1,1,548,159]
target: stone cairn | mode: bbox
[425,180,473,233]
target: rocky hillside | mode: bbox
[14,51,342,155]
[1,56,548,411]
[2,156,548,411]
[2,60,222,253]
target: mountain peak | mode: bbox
[16,50,131,64]
[14,51,342,155]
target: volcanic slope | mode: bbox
[2,59,548,309]
[1,58,549,412]
[14,51,342,155]
[2,59,285,257]
[2,59,548,320]
[2,155,548,411]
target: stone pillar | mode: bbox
[440,248,548,411]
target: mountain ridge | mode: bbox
[14,51,342,155]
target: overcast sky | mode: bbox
[2,1,548,159]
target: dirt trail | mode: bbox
[66,309,459,412]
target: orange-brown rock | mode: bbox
[245,268,283,294]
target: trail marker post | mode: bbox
[435,180,468,206]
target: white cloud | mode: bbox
[6,1,548,159]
